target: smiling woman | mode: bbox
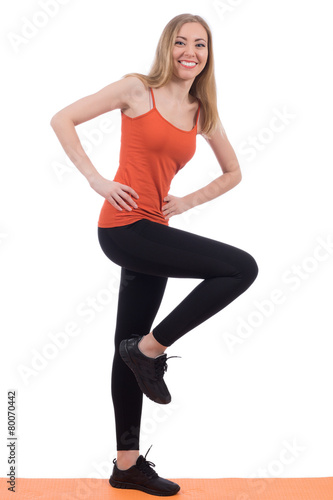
[124,13,222,138]
[174,30,208,70]
[50,12,259,497]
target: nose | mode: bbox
[183,47,196,58]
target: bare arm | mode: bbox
[50,77,143,210]
[183,123,242,209]
[162,117,242,220]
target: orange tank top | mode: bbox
[97,87,201,228]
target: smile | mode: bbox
[178,60,197,68]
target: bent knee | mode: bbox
[235,251,259,285]
[244,252,259,283]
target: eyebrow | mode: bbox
[176,35,207,43]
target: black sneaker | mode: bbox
[119,336,180,404]
[109,445,180,496]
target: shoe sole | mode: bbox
[109,476,180,496]
[119,340,171,405]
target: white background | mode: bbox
[1,0,333,484]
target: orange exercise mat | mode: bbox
[1,476,333,499]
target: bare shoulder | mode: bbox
[121,75,149,111]
[50,75,149,126]
[197,106,227,143]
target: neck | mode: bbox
[160,76,195,104]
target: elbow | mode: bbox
[232,165,242,186]
[50,112,69,129]
[50,113,59,129]
[225,161,242,186]
[235,163,242,184]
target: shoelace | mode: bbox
[137,445,158,478]
[154,355,181,379]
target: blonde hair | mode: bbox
[123,13,224,138]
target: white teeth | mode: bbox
[179,61,196,67]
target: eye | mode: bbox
[175,40,206,48]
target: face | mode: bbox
[172,22,209,82]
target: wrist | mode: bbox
[86,171,103,186]
[183,192,200,210]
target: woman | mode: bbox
[50,13,258,497]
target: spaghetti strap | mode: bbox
[150,87,156,109]
[151,88,200,130]
[99,85,200,228]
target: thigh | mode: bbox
[113,266,168,347]
[98,218,256,280]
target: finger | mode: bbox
[113,193,133,211]
[119,189,139,208]
[121,184,139,199]
[115,189,138,209]
[107,197,123,211]
[163,207,172,216]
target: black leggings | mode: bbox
[97,218,259,450]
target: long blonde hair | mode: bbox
[123,13,224,138]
